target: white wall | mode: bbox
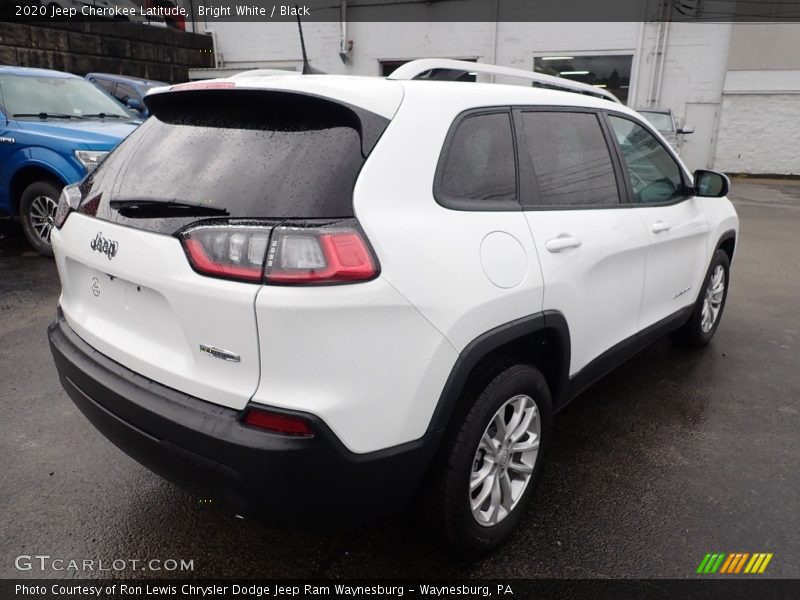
[715,94,800,175]
[642,23,731,121]
[206,21,800,173]
[208,20,730,120]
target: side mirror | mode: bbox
[693,170,729,198]
[678,125,694,135]
[126,97,142,111]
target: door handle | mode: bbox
[545,235,583,253]
[652,221,672,233]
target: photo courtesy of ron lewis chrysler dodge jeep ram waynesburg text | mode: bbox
[47,60,738,555]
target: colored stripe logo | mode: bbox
[696,552,773,574]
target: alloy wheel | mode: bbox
[701,265,726,333]
[29,195,58,245]
[470,394,540,527]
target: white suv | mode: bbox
[48,60,738,555]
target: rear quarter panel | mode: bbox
[323,86,548,451]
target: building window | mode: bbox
[533,55,633,104]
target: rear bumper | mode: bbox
[48,312,441,528]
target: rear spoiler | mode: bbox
[143,87,390,158]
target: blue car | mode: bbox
[85,73,167,118]
[0,67,139,255]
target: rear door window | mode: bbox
[519,111,620,208]
[435,111,518,210]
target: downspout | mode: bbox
[631,7,647,105]
[648,0,670,107]
[653,20,670,106]
[489,0,499,82]
[339,0,348,60]
[203,24,221,69]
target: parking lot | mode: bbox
[1,179,798,579]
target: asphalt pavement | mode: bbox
[1,180,798,579]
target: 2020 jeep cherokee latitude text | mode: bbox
[48,60,738,555]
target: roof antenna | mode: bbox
[296,6,325,74]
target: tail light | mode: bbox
[54,185,82,229]
[242,407,314,437]
[179,220,378,285]
[181,224,268,283]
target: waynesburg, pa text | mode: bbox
[14,583,515,597]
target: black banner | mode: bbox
[3,579,800,600]
[4,0,800,23]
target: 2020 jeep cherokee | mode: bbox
[48,60,738,554]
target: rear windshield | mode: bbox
[84,90,385,232]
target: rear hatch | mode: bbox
[52,86,393,409]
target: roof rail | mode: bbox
[230,69,301,79]
[387,58,622,104]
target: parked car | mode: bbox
[86,73,167,118]
[637,108,694,151]
[48,60,738,555]
[0,67,139,255]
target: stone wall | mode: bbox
[0,20,214,83]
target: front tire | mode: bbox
[674,249,731,346]
[431,364,553,556]
[19,180,62,257]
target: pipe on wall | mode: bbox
[339,0,349,62]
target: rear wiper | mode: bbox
[82,113,127,119]
[110,199,229,218]
[13,112,83,120]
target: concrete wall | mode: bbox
[205,20,730,121]
[200,19,798,174]
[715,94,800,175]
[0,21,213,82]
[714,23,800,175]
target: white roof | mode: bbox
[148,71,640,121]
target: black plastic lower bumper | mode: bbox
[48,313,441,528]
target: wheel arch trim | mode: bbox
[715,229,737,258]
[426,310,571,434]
[8,159,72,212]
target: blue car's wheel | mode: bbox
[20,180,62,257]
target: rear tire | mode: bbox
[430,364,553,556]
[20,179,62,257]
[674,249,730,347]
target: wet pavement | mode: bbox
[1,180,798,579]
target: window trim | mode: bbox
[433,107,521,212]
[514,106,627,211]
[601,110,693,207]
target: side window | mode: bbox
[520,111,619,207]
[115,83,137,104]
[436,111,517,208]
[95,79,116,94]
[608,115,686,204]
